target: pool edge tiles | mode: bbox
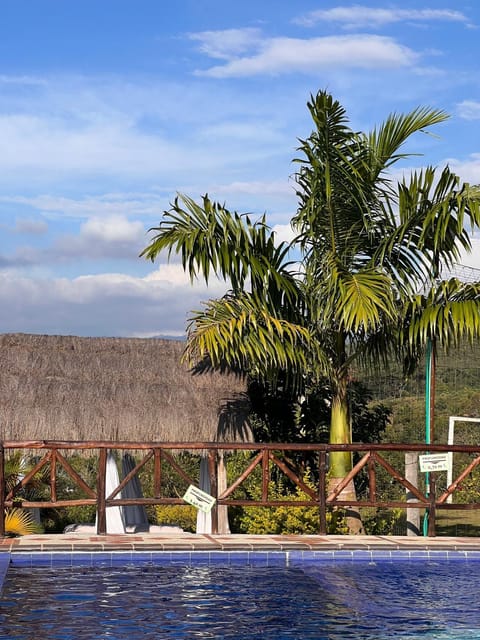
[7,548,480,569]
[8,550,291,568]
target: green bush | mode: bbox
[237,472,348,535]
[155,504,197,532]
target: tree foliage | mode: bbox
[141,90,480,495]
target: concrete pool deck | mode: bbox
[2,532,480,553]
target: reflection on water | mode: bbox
[1,561,480,639]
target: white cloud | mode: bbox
[51,215,146,261]
[0,114,199,178]
[272,223,295,245]
[457,100,480,120]
[0,75,292,189]
[80,215,144,245]
[0,266,228,337]
[0,193,169,220]
[195,35,417,78]
[0,74,47,86]
[12,217,49,235]
[1,214,148,265]
[446,153,480,185]
[188,28,262,60]
[295,6,469,29]
[213,179,292,196]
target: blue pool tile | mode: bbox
[289,550,336,564]
[29,552,54,567]
[10,553,33,568]
[128,552,153,564]
[49,553,75,567]
[208,551,231,565]
[169,552,192,565]
[311,550,336,561]
[370,549,393,555]
[227,552,250,565]
[248,552,270,567]
[9,548,480,571]
[266,552,287,566]
[445,551,469,561]
[331,550,354,560]
[110,552,134,565]
[90,552,114,567]
[70,553,94,566]
[0,553,9,592]
[187,552,212,565]
[406,550,430,559]
[286,550,304,562]
[351,550,373,561]
[424,551,450,561]
[391,550,412,559]
[457,550,480,560]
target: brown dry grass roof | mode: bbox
[0,333,251,443]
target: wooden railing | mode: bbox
[2,440,480,537]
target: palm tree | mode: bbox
[290,96,480,517]
[141,91,480,531]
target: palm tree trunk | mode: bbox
[328,376,364,534]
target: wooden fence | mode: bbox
[2,440,480,537]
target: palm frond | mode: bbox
[403,279,480,348]
[367,106,449,172]
[183,293,322,379]
[141,194,299,303]
[4,508,43,537]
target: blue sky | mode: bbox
[1,1,480,337]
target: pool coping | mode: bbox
[3,533,480,553]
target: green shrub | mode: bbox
[237,472,348,535]
[361,507,406,535]
[155,504,197,532]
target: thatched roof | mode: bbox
[0,333,252,443]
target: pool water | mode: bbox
[1,560,480,639]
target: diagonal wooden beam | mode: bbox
[54,450,96,499]
[220,451,263,499]
[326,452,370,503]
[269,453,317,500]
[374,452,428,503]
[438,454,480,504]
[161,450,196,487]
[6,451,52,501]
[109,450,154,499]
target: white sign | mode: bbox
[419,453,452,473]
[183,484,216,513]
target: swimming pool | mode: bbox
[1,551,480,639]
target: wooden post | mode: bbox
[208,450,218,534]
[0,443,5,538]
[96,448,107,535]
[50,449,57,503]
[318,451,327,535]
[368,453,376,502]
[153,448,162,499]
[405,452,420,536]
[262,449,269,502]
